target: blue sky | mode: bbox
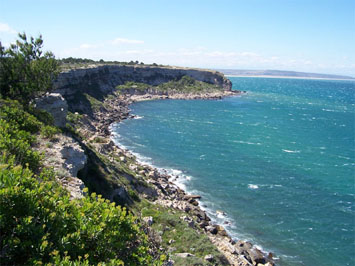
[1,0,354,76]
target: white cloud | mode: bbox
[110,38,144,45]
[80,43,100,49]
[0,23,16,34]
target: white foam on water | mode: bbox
[282,149,300,153]
[248,184,259,189]
[133,115,144,119]
[234,140,262,145]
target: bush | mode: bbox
[41,125,60,139]
[0,162,153,265]
[0,119,42,170]
[0,100,42,133]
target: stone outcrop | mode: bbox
[35,93,68,127]
[54,65,232,100]
[60,144,87,177]
[36,133,87,199]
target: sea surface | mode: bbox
[112,77,355,266]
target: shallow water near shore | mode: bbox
[112,77,355,266]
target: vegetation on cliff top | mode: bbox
[116,75,222,94]
[0,33,59,104]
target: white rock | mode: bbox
[35,93,68,127]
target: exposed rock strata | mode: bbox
[54,65,232,98]
[36,134,87,199]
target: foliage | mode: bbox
[0,101,158,265]
[0,33,59,104]
[41,125,60,139]
[67,111,83,125]
[0,100,59,170]
[115,81,150,91]
[0,100,42,133]
[0,119,42,171]
[115,76,220,95]
[83,93,104,112]
[156,75,219,92]
[0,162,152,265]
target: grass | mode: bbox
[135,200,228,266]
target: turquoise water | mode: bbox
[112,77,355,265]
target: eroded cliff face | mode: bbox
[54,64,232,99]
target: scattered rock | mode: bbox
[143,216,154,226]
[204,254,214,262]
[249,248,266,265]
[206,225,218,235]
[164,259,174,266]
[216,210,226,216]
[175,253,195,258]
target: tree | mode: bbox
[0,33,59,104]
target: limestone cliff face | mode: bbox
[54,65,232,98]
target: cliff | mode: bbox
[54,64,232,99]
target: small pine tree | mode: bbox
[0,33,59,105]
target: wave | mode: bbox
[248,184,259,189]
[282,149,301,153]
[234,140,262,145]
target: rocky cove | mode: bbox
[36,64,274,266]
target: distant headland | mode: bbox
[218,69,355,80]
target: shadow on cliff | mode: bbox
[74,135,135,207]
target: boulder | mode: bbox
[35,93,68,127]
[249,248,266,265]
[61,145,87,177]
[183,194,201,200]
[235,240,253,255]
[216,225,228,236]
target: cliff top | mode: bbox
[60,61,221,75]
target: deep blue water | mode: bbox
[112,77,355,265]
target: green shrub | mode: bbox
[0,119,42,170]
[67,111,83,124]
[41,125,60,139]
[0,100,42,133]
[0,162,153,265]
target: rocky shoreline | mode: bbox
[94,90,275,266]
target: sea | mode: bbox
[111,77,355,266]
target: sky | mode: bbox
[1,0,354,76]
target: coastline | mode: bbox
[100,90,275,266]
[225,74,355,81]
